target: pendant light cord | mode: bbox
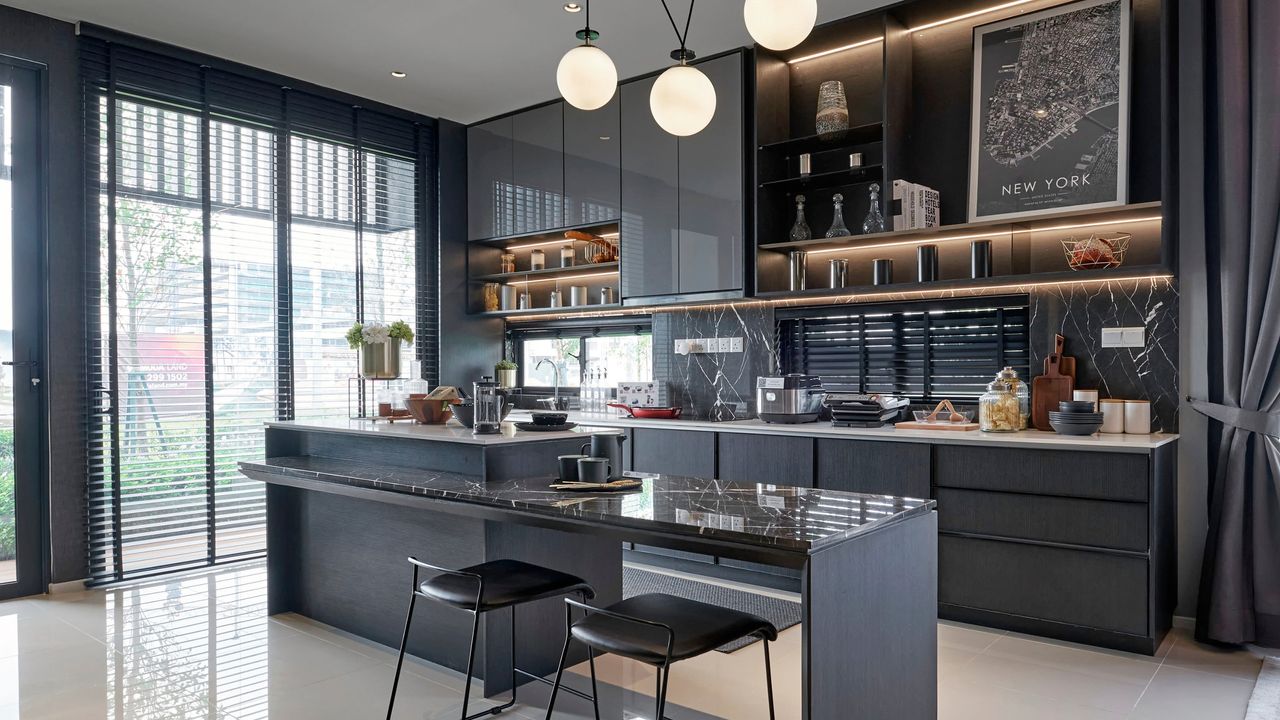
[659,0,697,55]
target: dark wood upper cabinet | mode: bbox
[467,116,513,240]
[564,96,621,226]
[677,53,745,294]
[511,102,565,234]
[620,74,680,298]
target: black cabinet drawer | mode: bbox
[717,433,814,487]
[937,488,1148,552]
[816,439,930,498]
[631,428,715,477]
[935,446,1148,501]
[939,535,1148,635]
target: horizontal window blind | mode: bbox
[778,297,1031,402]
[83,34,437,584]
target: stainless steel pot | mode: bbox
[756,374,825,423]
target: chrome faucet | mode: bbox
[536,358,564,410]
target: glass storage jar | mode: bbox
[979,378,1022,432]
[996,366,1030,429]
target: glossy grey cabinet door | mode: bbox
[564,96,621,226]
[620,75,679,298]
[678,53,744,294]
[512,103,565,234]
[467,116,513,240]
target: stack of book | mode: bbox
[891,180,940,231]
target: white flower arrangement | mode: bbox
[345,320,414,349]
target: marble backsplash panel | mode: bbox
[652,278,1179,430]
[652,304,777,421]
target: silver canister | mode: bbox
[499,285,518,311]
[599,286,617,305]
[828,258,849,288]
[798,153,812,177]
[548,289,563,308]
[570,285,589,306]
[789,250,808,291]
[517,291,531,310]
[849,152,863,168]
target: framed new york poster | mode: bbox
[967,0,1131,222]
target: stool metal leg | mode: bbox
[763,639,776,720]
[586,649,600,720]
[387,589,419,720]
[459,610,481,720]
[543,632,574,719]
[655,664,672,720]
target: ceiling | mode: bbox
[7,0,890,123]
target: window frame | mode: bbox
[507,319,653,396]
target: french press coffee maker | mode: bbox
[472,376,504,435]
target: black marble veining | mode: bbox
[653,304,777,421]
[239,456,933,552]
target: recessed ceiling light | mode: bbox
[564,3,582,12]
[390,70,407,78]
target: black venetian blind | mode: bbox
[778,297,1031,401]
[81,30,438,583]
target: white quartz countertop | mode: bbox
[268,414,1177,453]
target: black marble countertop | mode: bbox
[239,456,935,553]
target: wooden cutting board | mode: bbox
[894,421,980,431]
[1032,352,1075,430]
[1045,334,1077,383]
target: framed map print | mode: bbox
[967,0,1131,221]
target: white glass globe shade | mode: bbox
[557,44,618,111]
[743,0,817,51]
[649,64,717,137]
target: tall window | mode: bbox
[83,37,435,583]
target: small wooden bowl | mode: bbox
[406,397,453,425]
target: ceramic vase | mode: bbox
[815,81,849,140]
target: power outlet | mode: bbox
[1101,327,1145,348]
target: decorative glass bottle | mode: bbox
[815,80,849,141]
[789,194,812,241]
[862,183,886,234]
[825,193,851,238]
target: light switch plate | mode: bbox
[1101,327,1145,348]
[728,336,744,353]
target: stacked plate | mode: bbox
[1048,401,1104,435]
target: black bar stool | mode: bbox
[388,557,596,720]
[544,593,779,720]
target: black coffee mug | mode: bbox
[576,457,610,484]
[558,454,587,482]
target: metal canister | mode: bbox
[917,245,939,282]
[570,286,589,306]
[798,153,812,177]
[789,250,808,291]
[517,291,531,310]
[599,286,617,305]
[872,258,894,285]
[971,240,993,279]
[548,289,563,308]
[828,258,848,288]
[499,285,518,311]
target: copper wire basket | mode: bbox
[1062,232,1130,271]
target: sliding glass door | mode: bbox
[0,61,45,599]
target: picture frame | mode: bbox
[967,0,1131,222]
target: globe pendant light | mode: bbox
[650,0,716,137]
[556,0,618,110]
[743,0,816,51]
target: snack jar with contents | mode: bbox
[979,376,1021,432]
[530,249,545,271]
[499,253,516,274]
[996,366,1030,429]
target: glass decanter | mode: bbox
[862,183,886,234]
[825,193,851,238]
[789,194,812,242]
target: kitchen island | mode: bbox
[243,419,938,719]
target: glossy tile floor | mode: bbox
[0,561,1266,719]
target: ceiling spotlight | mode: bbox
[564,3,582,12]
[744,0,817,51]
[390,70,407,78]
[556,0,618,110]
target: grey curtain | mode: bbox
[1188,0,1280,646]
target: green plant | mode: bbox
[345,320,414,349]
[495,359,517,370]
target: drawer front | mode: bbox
[940,535,1148,635]
[935,445,1148,501]
[717,433,814,487]
[937,488,1148,552]
[816,439,931,499]
[631,428,715,477]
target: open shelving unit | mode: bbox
[752,0,1172,299]
[467,219,621,315]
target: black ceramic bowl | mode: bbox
[531,411,569,426]
[1050,419,1103,435]
[1049,411,1105,422]
[452,402,475,428]
[1058,400,1097,413]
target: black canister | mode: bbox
[917,244,939,282]
[971,240,993,278]
[872,258,894,285]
